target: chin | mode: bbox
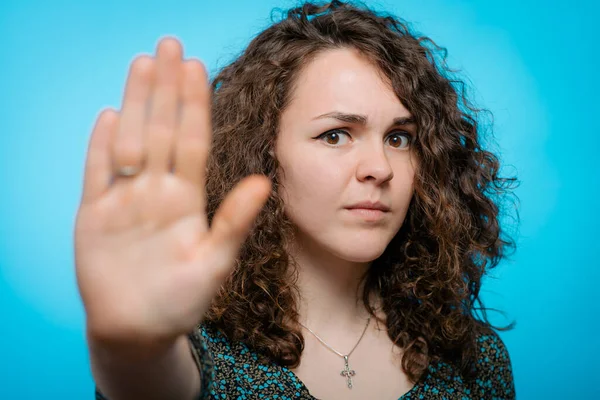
[293,225,394,263]
[331,241,389,263]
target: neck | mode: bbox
[288,235,374,334]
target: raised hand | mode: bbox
[74,37,271,353]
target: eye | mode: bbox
[386,132,412,149]
[316,129,351,146]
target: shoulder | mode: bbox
[468,325,516,399]
[408,325,516,400]
[475,326,513,366]
[195,320,243,357]
[191,321,312,398]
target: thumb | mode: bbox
[209,175,272,256]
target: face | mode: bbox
[276,47,417,263]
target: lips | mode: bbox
[345,201,391,212]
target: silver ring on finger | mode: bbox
[115,164,142,178]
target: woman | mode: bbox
[75,1,518,399]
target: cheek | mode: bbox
[386,159,417,226]
[278,154,348,220]
[283,163,338,206]
[393,156,416,191]
[395,166,415,194]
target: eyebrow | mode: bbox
[313,111,416,126]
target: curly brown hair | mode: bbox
[203,0,518,383]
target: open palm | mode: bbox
[74,37,271,349]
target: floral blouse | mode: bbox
[96,321,515,399]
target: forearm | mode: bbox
[90,334,201,400]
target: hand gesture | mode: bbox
[74,37,271,352]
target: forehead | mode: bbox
[286,47,409,121]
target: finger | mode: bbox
[113,55,155,172]
[146,37,183,174]
[209,175,272,256]
[173,59,211,186]
[80,109,119,205]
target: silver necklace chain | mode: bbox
[298,316,371,389]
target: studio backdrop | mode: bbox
[0,0,597,398]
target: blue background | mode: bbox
[1,0,598,398]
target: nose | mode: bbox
[355,141,394,184]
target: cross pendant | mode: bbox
[340,355,356,389]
